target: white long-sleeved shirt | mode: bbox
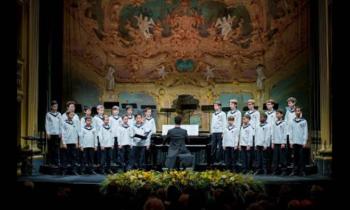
[211,111,227,133]
[79,126,97,148]
[239,124,254,146]
[133,123,152,146]
[285,107,296,136]
[99,124,114,147]
[265,110,276,143]
[80,116,95,130]
[126,115,135,127]
[45,112,62,135]
[226,109,242,129]
[144,117,156,134]
[61,112,80,134]
[272,120,287,144]
[93,114,105,132]
[245,110,260,135]
[290,118,308,145]
[61,120,79,144]
[255,122,271,147]
[117,124,134,146]
[109,115,122,137]
[222,125,239,147]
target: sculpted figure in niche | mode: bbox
[256,64,266,90]
[135,14,155,39]
[105,65,116,90]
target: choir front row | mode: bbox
[45,97,308,176]
[45,102,156,174]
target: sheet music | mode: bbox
[162,124,199,136]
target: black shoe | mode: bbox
[280,171,287,176]
[107,169,113,174]
[91,170,97,175]
[289,172,296,176]
[72,171,79,176]
[299,171,306,176]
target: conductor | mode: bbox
[164,116,191,169]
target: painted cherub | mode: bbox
[134,14,155,39]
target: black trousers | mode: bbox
[272,144,287,173]
[119,145,132,169]
[266,147,273,173]
[47,135,60,165]
[101,147,112,171]
[211,133,223,163]
[63,144,77,168]
[286,135,292,165]
[240,146,251,171]
[94,138,101,165]
[292,144,305,173]
[256,146,267,172]
[224,147,236,170]
[112,137,119,164]
[83,148,95,172]
[250,136,256,169]
[131,146,146,169]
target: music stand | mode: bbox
[21,136,45,174]
[222,107,230,112]
[160,108,176,124]
[121,103,137,109]
[201,105,214,132]
[104,102,120,109]
[181,104,197,123]
[141,105,157,110]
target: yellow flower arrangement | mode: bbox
[101,170,264,196]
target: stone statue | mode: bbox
[105,65,116,90]
[256,64,266,90]
[134,14,155,39]
[157,65,167,80]
[215,15,235,40]
[204,65,215,81]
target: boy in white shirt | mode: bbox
[79,116,97,174]
[99,114,114,174]
[117,115,134,171]
[239,115,254,173]
[61,111,80,175]
[80,106,93,129]
[93,104,105,167]
[226,99,242,128]
[210,101,227,165]
[126,105,135,127]
[109,106,121,166]
[272,110,288,175]
[289,107,308,176]
[131,113,152,169]
[45,100,62,166]
[285,97,297,164]
[254,113,271,175]
[222,116,239,171]
[265,99,276,173]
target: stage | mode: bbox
[18,174,331,186]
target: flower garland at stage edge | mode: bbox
[100,170,264,196]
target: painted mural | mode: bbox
[63,0,311,130]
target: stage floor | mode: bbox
[17,174,331,185]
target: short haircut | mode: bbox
[243,114,251,120]
[276,109,284,115]
[260,112,267,119]
[51,100,58,106]
[174,116,182,125]
[96,104,104,110]
[66,100,75,108]
[135,113,143,118]
[266,99,275,105]
[247,99,255,104]
[287,97,297,103]
[122,114,129,119]
[126,105,133,110]
[85,116,92,121]
[228,116,235,121]
[144,107,152,112]
[295,106,302,111]
[66,111,74,116]
[83,106,91,112]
